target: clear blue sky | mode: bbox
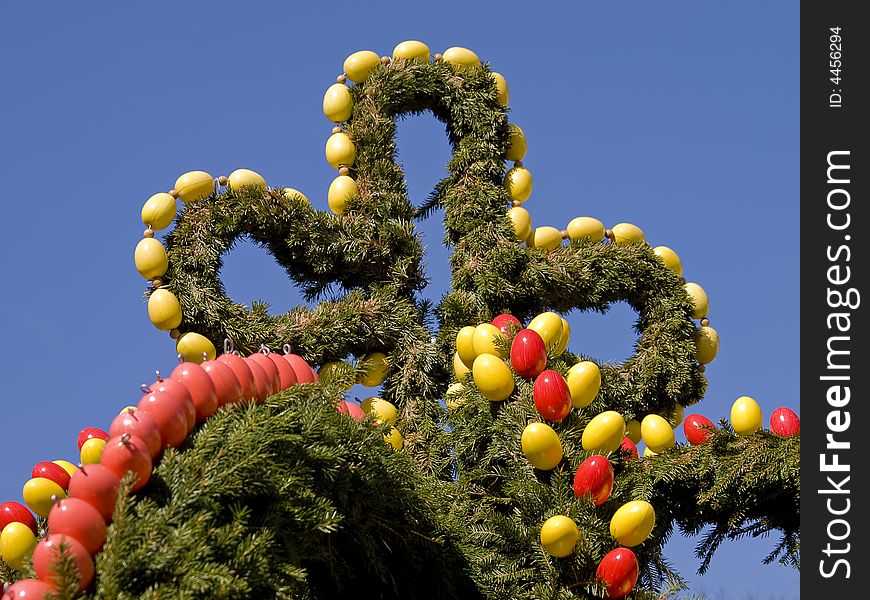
[0,2,798,597]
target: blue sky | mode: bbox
[0,2,798,597]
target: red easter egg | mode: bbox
[47,498,107,556]
[4,579,54,599]
[620,437,639,459]
[533,369,571,422]
[76,427,108,451]
[100,435,153,492]
[770,407,800,437]
[284,354,316,384]
[33,533,94,590]
[246,359,271,403]
[109,409,162,459]
[0,501,38,535]
[246,354,281,396]
[137,389,188,448]
[573,455,615,506]
[309,365,319,382]
[266,353,299,389]
[149,376,196,433]
[217,353,256,401]
[67,464,120,522]
[338,401,365,421]
[171,362,219,423]
[596,547,639,599]
[491,313,522,336]
[683,414,716,445]
[202,359,243,406]
[510,329,548,379]
[31,462,71,490]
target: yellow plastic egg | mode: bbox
[134,238,168,279]
[317,361,354,389]
[507,206,531,241]
[327,175,358,214]
[453,351,471,382]
[282,188,310,203]
[446,383,465,410]
[228,168,267,190]
[325,132,356,169]
[668,403,685,428]
[731,396,763,436]
[643,447,658,458]
[610,500,656,547]
[393,40,430,62]
[80,437,106,465]
[506,125,526,161]
[694,326,719,364]
[527,312,563,352]
[611,223,645,245]
[490,72,509,106]
[442,46,480,67]
[566,361,601,409]
[1,522,37,570]
[525,227,536,246]
[472,353,514,401]
[504,166,533,203]
[343,50,380,83]
[22,477,66,518]
[455,326,478,366]
[141,192,176,230]
[52,460,78,477]
[521,423,563,470]
[384,427,403,450]
[566,217,605,242]
[530,226,562,252]
[582,411,626,453]
[653,246,682,276]
[641,415,675,453]
[117,406,138,416]
[176,332,216,364]
[359,352,390,387]
[472,323,506,358]
[540,515,579,558]
[147,288,182,331]
[553,318,570,356]
[323,83,353,122]
[684,283,709,319]
[174,171,214,203]
[625,419,642,444]
[361,397,398,425]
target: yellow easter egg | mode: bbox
[176,332,216,364]
[552,318,570,356]
[325,132,356,169]
[506,125,527,161]
[625,419,642,444]
[327,175,358,214]
[393,40,430,62]
[323,83,353,122]
[694,326,719,364]
[453,351,471,382]
[540,515,579,558]
[361,397,398,425]
[22,477,66,518]
[490,72,509,106]
[582,411,626,453]
[52,460,78,477]
[134,238,168,279]
[731,396,763,436]
[566,361,601,409]
[359,352,390,387]
[611,223,645,245]
[228,168,267,191]
[80,437,106,465]
[384,427,403,451]
[566,217,605,242]
[147,288,182,331]
[318,361,354,389]
[472,323,507,358]
[667,403,685,428]
[653,246,682,276]
[610,500,656,547]
[117,406,138,417]
[343,50,380,83]
[643,446,658,458]
[684,283,709,319]
[521,423,563,470]
[282,188,310,203]
[641,414,675,453]
[472,353,514,401]
[442,46,480,67]
[530,226,562,252]
[527,312,563,352]
[1,522,37,570]
[455,326,478,366]
[446,383,465,410]
[504,166,533,203]
[174,171,214,203]
[141,192,176,230]
[507,206,531,241]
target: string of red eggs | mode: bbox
[0,347,320,598]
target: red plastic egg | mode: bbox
[0,501,37,535]
[284,354,316,384]
[573,455,615,506]
[100,434,153,492]
[266,353,298,389]
[3,579,54,599]
[171,362,219,422]
[217,353,256,401]
[491,313,522,336]
[32,533,94,590]
[246,359,271,403]
[149,376,196,433]
[76,427,108,451]
[31,462,71,490]
[309,365,319,382]
[202,359,243,406]
[338,401,365,421]
[67,464,120,522]
[246,354,281,396]
[109,409,162,459]
[510,329,548,379]
[596,547,639,599]
[533,369,571,422]
[46,498,107,556]
[683,414,716,445]
[620,437,639,459]
[770,407,800,437]
[137,389,188,448]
